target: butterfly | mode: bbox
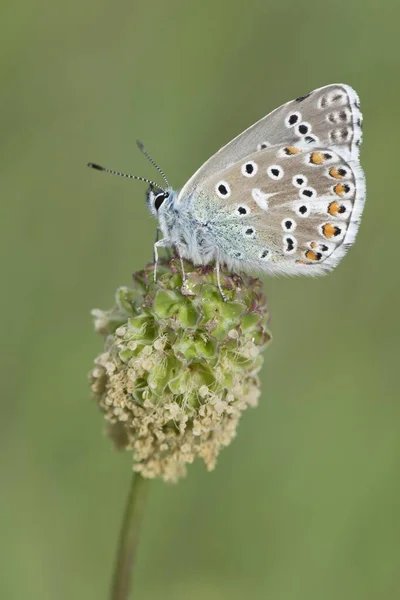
[89,84,365,300]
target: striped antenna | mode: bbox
[87,163,165,192]
[136,140,170,188]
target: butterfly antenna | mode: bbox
[136,140,170,188]
[87,163,165,192]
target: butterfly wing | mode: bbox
[188,142,365,274]
[177,83,364,274]
[178,84,362,201]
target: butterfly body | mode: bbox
[154,190,221,267]
[149,84,365,282]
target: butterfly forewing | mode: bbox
[179,84,362,201]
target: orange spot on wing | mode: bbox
[328,201,347,216]
[329,167,342,179]
[310,242,318,249]
[328,201,340,216]
[322,223,341,238]
[285,146,302,155]
[305,250,322,261]
[310,152,324,165]
[334,183,346,196]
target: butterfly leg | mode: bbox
[154,228,173,262]
[153,237,172,282]
[153,228,160,262]
[215,260,227,302]
[175,243,189,294]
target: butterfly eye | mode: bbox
[154,192,169,211]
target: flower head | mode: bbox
[90,258,271,482]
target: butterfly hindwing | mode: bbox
[190,142,365,274]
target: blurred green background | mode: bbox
[2,0,399,598]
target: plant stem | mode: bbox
[110,472,150,600]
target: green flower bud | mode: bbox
[89,259,271,482]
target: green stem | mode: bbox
[110,472,150,600]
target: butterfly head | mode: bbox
[146,185,173,217]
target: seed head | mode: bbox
[89,259,271,482]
